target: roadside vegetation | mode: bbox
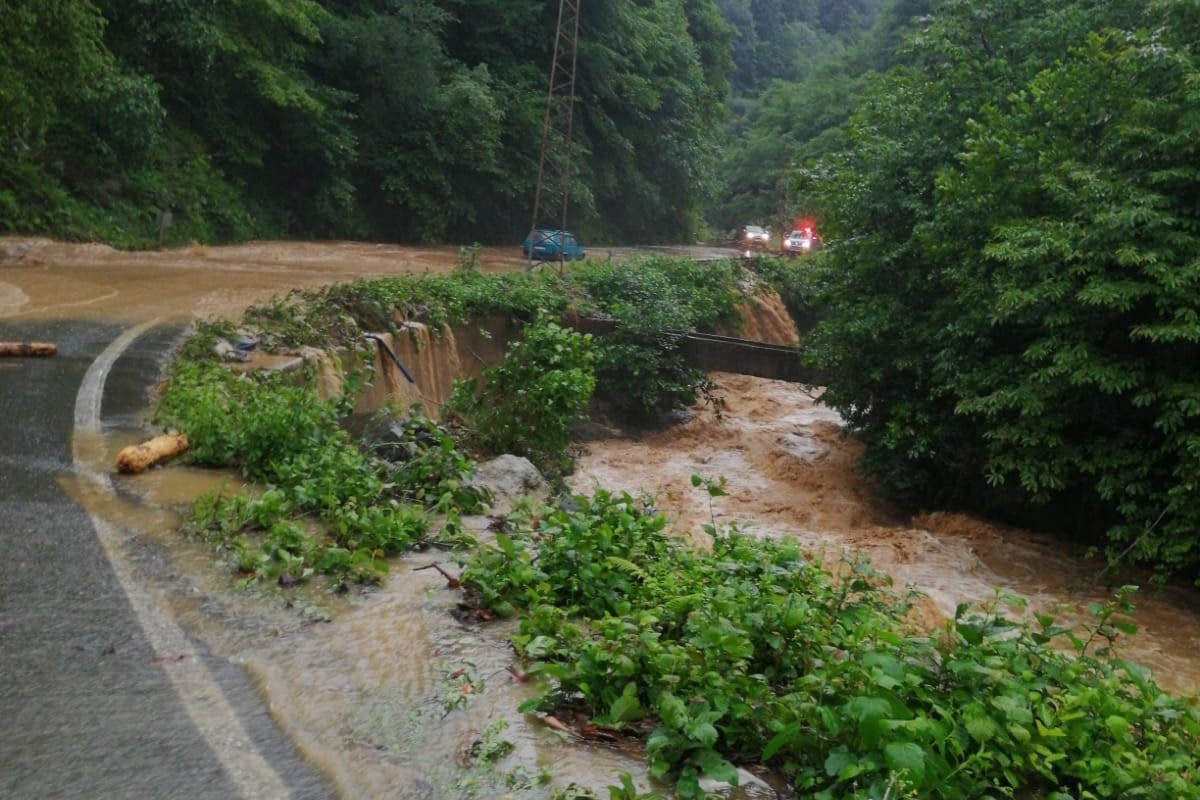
[151,256,1199,798]
[461,484,1200,799]
[155,256,746,589]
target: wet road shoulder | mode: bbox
[0,319,331,799]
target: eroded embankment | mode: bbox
[292,288,805,417]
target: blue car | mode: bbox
[522,228,586,261]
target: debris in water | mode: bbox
[414,562,462,589]
[115,433,189,474]
[0,342,57,357]
[537,715,577,738]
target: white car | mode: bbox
[782,229,820,254]
[740,225,770,248]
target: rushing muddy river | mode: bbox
[570,373,1200,697]
[4,238,1198,799]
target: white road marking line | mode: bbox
[73,319,292,799]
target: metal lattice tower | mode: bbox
[528,0,582,270]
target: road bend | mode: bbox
[0,319,330,799]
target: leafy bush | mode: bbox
[751,254,826,333]
[572,257,742,420]
[155,364,474,587]
[370,406,489,514]
[461,486,1200,800]
[445,319,596,475]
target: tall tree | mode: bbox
[801,0,1200,578]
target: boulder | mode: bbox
[470,454,549,515]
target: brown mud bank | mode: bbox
[570,372,1200,696]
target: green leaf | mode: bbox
[762,722,802,761]
[658,693,688,730]
[686,720,719,748]
[1105,715,1130,739]
[824,747,854,778]
[610,683,644,724]
[697,750,738,785]
[884,741,926,784]
[964,708,999,743]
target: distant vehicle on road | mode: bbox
[523,228,586,261]
[781,226,821,254]
[739,225,770,250]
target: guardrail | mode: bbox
[567,317,817,384]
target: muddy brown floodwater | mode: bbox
[571,372,1200,696]
[5,237,1198,800]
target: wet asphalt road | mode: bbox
[0,319,330,799]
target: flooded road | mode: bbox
[2,237,1197,799]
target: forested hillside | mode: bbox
[1,0,731,246]
[800,0,1200,581]
[710,0,929,233]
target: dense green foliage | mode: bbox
[716,0,881,94]
[447,319,597,475]
[462,486,1200,799]
[1,0,731,245]
[575,256,743,419]
[798,0,1200,579]
[155,363,484,587]
[710,0,914,233]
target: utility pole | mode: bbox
[528,0,581,272]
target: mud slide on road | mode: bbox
[0,238,525,324]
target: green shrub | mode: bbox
[446,319,596,475]
[156,364,454,587]
[796,0,1200,581]
[371,407,490,514]
[572,257,742,421]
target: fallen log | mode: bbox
[115,433,189,475]
[0,342,57,357]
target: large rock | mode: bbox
[699,767,780,799]
[470,454,549,515]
